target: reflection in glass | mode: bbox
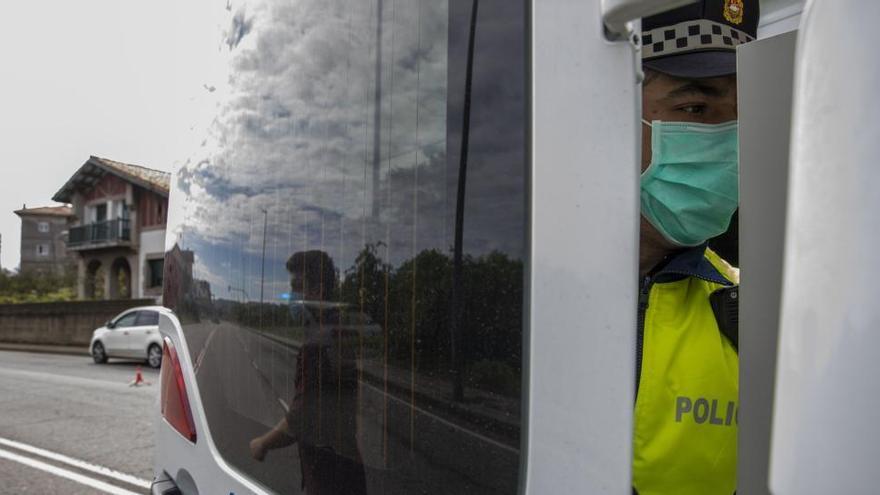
[250,250,366,494]
[165,0,527,493]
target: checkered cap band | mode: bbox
[641,19,754,60]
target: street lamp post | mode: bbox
[450,0,480,403]
[259,208,268,330]
[371,0,384,220]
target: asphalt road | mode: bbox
[0,350,158,494]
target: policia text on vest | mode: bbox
[675,397,737,426]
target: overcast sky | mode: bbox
[0,1,223,270]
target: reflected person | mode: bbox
[249,250,366,495]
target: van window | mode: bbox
[164,0,527,493]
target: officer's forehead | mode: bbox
[644,70,737,97]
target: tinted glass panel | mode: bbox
[114,312,138,328]
[164,1,527,493]
[136,311,159,326]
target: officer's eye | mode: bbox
[678,104,706,115]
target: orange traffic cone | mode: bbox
[129,366,151,387]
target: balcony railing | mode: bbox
[68,219,131,248]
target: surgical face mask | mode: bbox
[640,119,739,247]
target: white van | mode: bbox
[152,0,880,493]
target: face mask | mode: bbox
[640,119,739,247]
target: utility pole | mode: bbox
[259,208,268,330]
[450,0,479,403]
[371,0,384,219]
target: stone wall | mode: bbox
[0,299,156,346]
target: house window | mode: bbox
[116,201,129,221]
[36,244,50,257]
[38,222,49,233]
[95,203,107,222]
[148,259,164,288]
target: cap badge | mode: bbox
[724,0,744,25]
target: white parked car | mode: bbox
[90,306,170,368]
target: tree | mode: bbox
[340,243,391,327]
[0,265,77,304]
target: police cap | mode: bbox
[642,0,760,79]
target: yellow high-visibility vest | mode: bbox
[632,248,739,495]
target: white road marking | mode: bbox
[0,437,150,489]
[193,326,219,376]
[0,446,142,495]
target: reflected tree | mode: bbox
[338,243,521,397]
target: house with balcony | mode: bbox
[52,156,170,301]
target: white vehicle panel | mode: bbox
[770,0,880,493]
[156,312,272,495]
[528,0,639,493]
[736,28,798,495]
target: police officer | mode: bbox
[633,1,758,494]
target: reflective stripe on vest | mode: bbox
[632,249,739,495]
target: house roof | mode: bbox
[52,156,171,203]
[13,205,74,218]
